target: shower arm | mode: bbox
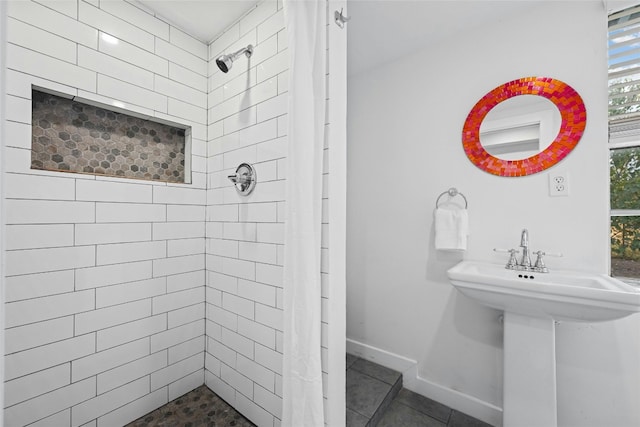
[230,45,253,60]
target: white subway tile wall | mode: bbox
[205,2,287,426]
[4,0,336,426]
[4,0,207,425]
[204,2,333,426]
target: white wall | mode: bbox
[326,0,348,424]
[0,2,7,426]
[348,2,640,426]
[3,1,208,425]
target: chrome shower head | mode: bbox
[215,44,254,73]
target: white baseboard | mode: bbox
[346,338,417,373]
[346,338,503,427]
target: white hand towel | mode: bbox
[435,208,469,251]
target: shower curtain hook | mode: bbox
[334,8,350,29]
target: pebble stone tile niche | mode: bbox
[31,90,189,183]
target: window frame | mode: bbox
[608,3,640,282]
[609,141,640,282]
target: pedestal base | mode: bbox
[503,312,557,427]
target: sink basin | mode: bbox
[447,260,640,322]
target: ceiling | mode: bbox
[136,0,258,43]
[135,1,575,75]
[347,1,542,76]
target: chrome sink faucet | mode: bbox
[520,229,532,268]
[494,229,562,273]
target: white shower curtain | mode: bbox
[281,0,327,426]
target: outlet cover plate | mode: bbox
[549,172,569,197]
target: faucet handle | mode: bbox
[494,248,518,253]
[533,251,562,273]
[494,248,519,268]
[544,251,563,258]
[534,250,563,258]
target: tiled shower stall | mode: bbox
[2,1,344,425]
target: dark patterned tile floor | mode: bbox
[346,354,495,427]
[126,385,255,427]
[127,359,493,427]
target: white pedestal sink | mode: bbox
[447,261,640,427]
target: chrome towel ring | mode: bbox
[436,187,468,209]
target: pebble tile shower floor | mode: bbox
[127,357,493,426]
[126,386,254,427]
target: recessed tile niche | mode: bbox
[31,90,190,183]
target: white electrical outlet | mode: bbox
[549,172,569,196]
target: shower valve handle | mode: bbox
[227,163,257,196]
[228,172,249,185]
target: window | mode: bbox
[608,5,640,279]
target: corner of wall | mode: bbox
[0,1,8,423]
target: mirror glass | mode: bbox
[479,95,561,161]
